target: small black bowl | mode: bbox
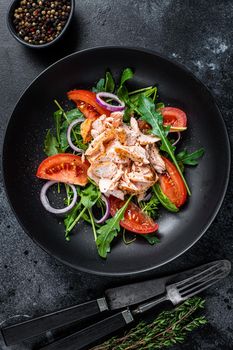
[7,0,75,49]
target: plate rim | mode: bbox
[2,46,231,276]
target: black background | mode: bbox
[0,1,232,349]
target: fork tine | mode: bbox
[179,270,227,298]
[174,261,227,288]
[180,273,226,300]
[177,266,225,292]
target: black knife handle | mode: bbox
[40,310,134,350]
[1,298,109,346]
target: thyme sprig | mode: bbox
[91,297,207,350]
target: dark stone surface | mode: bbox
[0,0,232,349]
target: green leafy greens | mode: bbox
[96,195,133,258]
[153,184,179,212]
[93,71,115,93]
[177,148,205,166]
[137,95,191,195]
[44,129,60,156]
[139,193,159,218]
[64,184,100,240]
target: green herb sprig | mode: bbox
[96,195,133,258]
[91,297,207,350]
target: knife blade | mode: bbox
[1,261,219,346]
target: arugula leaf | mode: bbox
[96,196,133,258]
[44,129,60,156]
[120,68,134,86]
[139,193,159,218]
[176,148,205,166]
[64,184,100,237]
[142,234,160,245]
[92,71,115,93]
[92,78,105,92]
[53,110,62,143]
[80,184,100,209]
[117,68,134,104]
[153,184,179,213]
[137,95,191,195]
[64,203,81,238]
[105,71,115,93]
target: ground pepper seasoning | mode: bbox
[12,0,71,45]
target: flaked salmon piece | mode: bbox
[91,112,124,138]
[99,178,113,193]
[131,164,158,181]
[119,179,154,194]
[103,140,129,164]
[134,180,155,192]
[87,165,100,185]
[92,161,118,179]
[115,145,150,164]
[128,169,155,183]
[148,144,166,173]
[119,179,139,193]
[138,134,160,145]
[130,117,160,145]
[91,115,106,137]
[99,167,124,193]
[85,129,115,157]
[130,117,141,134]
[80,118,95,143]
[108,112,124,128]
[123,125,138,146]
[105,189,125,200]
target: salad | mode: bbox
[36,68,204,258]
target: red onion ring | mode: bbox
[40,181,77,214]
[67,119,84,154]
[96,92,125,112]
[172,132,181,146]
[93,195,110,224]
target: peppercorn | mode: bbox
[12,0,71,45]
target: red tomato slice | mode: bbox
[109,196,159,234]
[160,107,187,131]
[36,154,89,186]
[67,90,111,119]
[159,157,187,207]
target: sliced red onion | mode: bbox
[93,195,110,224]
[67,119,84,154]
[96,92,125,112]
[172,132,181,146]
[40,181,77,214]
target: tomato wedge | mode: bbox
[67,90,111,119]
[109,196,159,234]
[160,107,187,132]
[159,157,187,207]
[36,154,89,186]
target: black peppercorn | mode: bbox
[12,0,71,45]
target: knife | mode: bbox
[1,260,223,346]
[39,259,231,350]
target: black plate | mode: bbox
[2,47,230,276]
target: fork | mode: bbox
[40,259,231,350]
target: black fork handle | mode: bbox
[40,310,134,350]
[1,298,108,346]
